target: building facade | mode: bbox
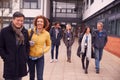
[82,0,120,57]
[0,0,50,29]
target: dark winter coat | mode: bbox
[49,27,62,46]
[63,30,75,47]
[0,23,30,78]
[92,29,108,49]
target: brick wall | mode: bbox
[105,36,120,58]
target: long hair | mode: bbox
[83,26,92,35]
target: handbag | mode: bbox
[77,45,81,57]
[91,47,95,58]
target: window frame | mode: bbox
[21,0,41,9]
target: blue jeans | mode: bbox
[28,56,44,80]
[51,44,59,59]
[95,48,103,70]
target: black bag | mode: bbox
[77,45,81,57]
[91,47,95,58]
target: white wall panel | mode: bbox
[83,0,115,20]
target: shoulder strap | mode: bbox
[29,29,34,40]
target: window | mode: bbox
[67,9,72,13]
[21,0,41,9]
[61,9,66,13]
[90,0,94,5]
[56,8,61,13]
[24,18,34,29]
[86,0,89,10]
[109,20,116,35]
[0,0,11,8]
[116,5,120,13]
[116,19,120,36]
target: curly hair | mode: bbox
[33,15,49,30]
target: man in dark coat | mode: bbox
[49,22,62,63]
[0,12,30,80]
[93,22,108,74]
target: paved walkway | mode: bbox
[0,39,120,80]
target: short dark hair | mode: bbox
[13,11,25,19]
[54,21,60,26]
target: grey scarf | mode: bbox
[12,23,24,45]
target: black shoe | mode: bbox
[96,70,99,74]
[85,69,88,74]
[68,60,71,63]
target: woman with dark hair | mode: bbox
[80,26,92,74]
[28,15,51,80]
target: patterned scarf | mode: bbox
[12,23,24,45]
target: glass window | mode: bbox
[116,19,120,36]
[31,2,37,9]
[110,20,116,35]
[61,22,66,25]
[56,8,61,13]
[24,24,30,29]
[24,18,34,29]
[62,9,66,13]
[23,2,30,8]
[86,0,89,9]
[67,9,72,13]
[72,22,77,25]
[21,0,41,9]
[116,5,120,13]
[0,0,11,8]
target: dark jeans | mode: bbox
[28,56,44,80]
[51,44,59,59]
[66,46,71,59]
[5,77,22,80]
[81,48,89,69]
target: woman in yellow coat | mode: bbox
[28,15,51,80]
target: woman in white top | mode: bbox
[81,26,92,74]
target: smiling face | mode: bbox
[36,18,44,30]
[12,17,24,28]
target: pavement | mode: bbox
[0,39,120,80]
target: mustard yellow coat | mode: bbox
[28,28,51,57]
